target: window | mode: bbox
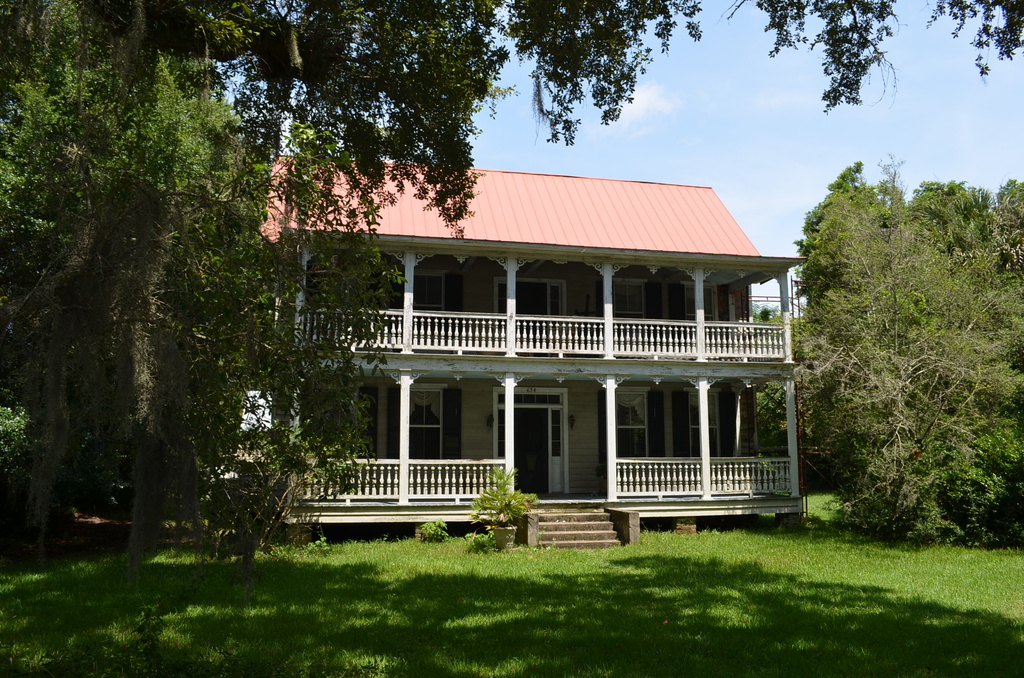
[683,284,717,321]
[689,392,720,456]
[497,279,564,315]
[410,388,442,459]
[413,273,444,310]
[616,390,647,457]
[613,280,645,318]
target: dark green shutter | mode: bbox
[719,391,737,457]
[386,387,399,458]
[667,283,686,320]
[717,285,730,321]
[648,391,665,456]
[389,279,403,309]
[442,388,462,459]
[671,391,692,457]
[644,282,663,319]
[444,273,464,311]
[359,387,379,458]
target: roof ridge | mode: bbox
[471,167,714,191]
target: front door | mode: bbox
[515,408,549,494]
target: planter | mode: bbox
[493,526,517,550]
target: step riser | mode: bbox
[539,522,615,532]
[542,541,621,550]
[540,532,618,542]
[533,510,622,548]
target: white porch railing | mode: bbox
[614,318,698,357]
[704,322,785,360]
[709,457,792,494]
[410,311,507,353]
[409,459,505,498]
[517,315,604,355]
[616,457,792,497]
[332,310,788,361]
[616,458,703,495]
[303,458,505,502]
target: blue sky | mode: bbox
[470,4,1024,263]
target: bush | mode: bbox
[936,426,1024,547]
[419,519,449,543]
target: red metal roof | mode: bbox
[270,167,762,257]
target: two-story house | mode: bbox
[276,168,803,536]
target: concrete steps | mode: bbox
[536,511,621,549]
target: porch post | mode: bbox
[402,252,416,353]
[785,378,801,498]
[604,375,618,500]
[295,246,311,329]
[398,372,413,504]
[505,258,518,357]
[503,372,516,473]
[602,263,614,359]
[698,377,712,498]
[693,268,706,360]
[777,272,793,363]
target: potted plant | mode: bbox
[469,467,537,550]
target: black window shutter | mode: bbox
[717,285,730,321]
[359,387,379,458]
[597,390,606,456]
[442,388,462,459]
[595,280,604,316]
[667,283,686,320]
[671,391,692,457]
[644,282,663,319]
[444,273,464,311]
[648,391,665,456]
[386,387,399,459]
[389,279,403,309]
[719,391,737,457]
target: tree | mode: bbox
[0,0,703,568]
[797,162,1024,542]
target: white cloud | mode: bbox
[589,81,683,138]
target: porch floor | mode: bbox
[289,493,804,524]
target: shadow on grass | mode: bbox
[3,547,1022,677]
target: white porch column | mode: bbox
[503,372,516,473]
[604,375,618,500]
[295,246,311,327]
[602,263,614,359]
[698,377,712,498]
[693,268,706,360]
[785,378,801,498]
[505,259,518,357]
[777,272,793,363]
[402,252,416,353]
[398,372,413,504]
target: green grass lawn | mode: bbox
[3,495,1023,677]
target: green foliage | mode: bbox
[469,467,537,529]
[464,530,497,553]
[419,520,450,543]
[798,161,1024,543]
[936,423,1024,547]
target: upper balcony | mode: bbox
[307,309,787,362]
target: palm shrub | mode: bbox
[469,468,537,529]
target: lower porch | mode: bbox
[288,494,803,528]
[291,456,802,526]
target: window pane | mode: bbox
[414,274,443,309]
